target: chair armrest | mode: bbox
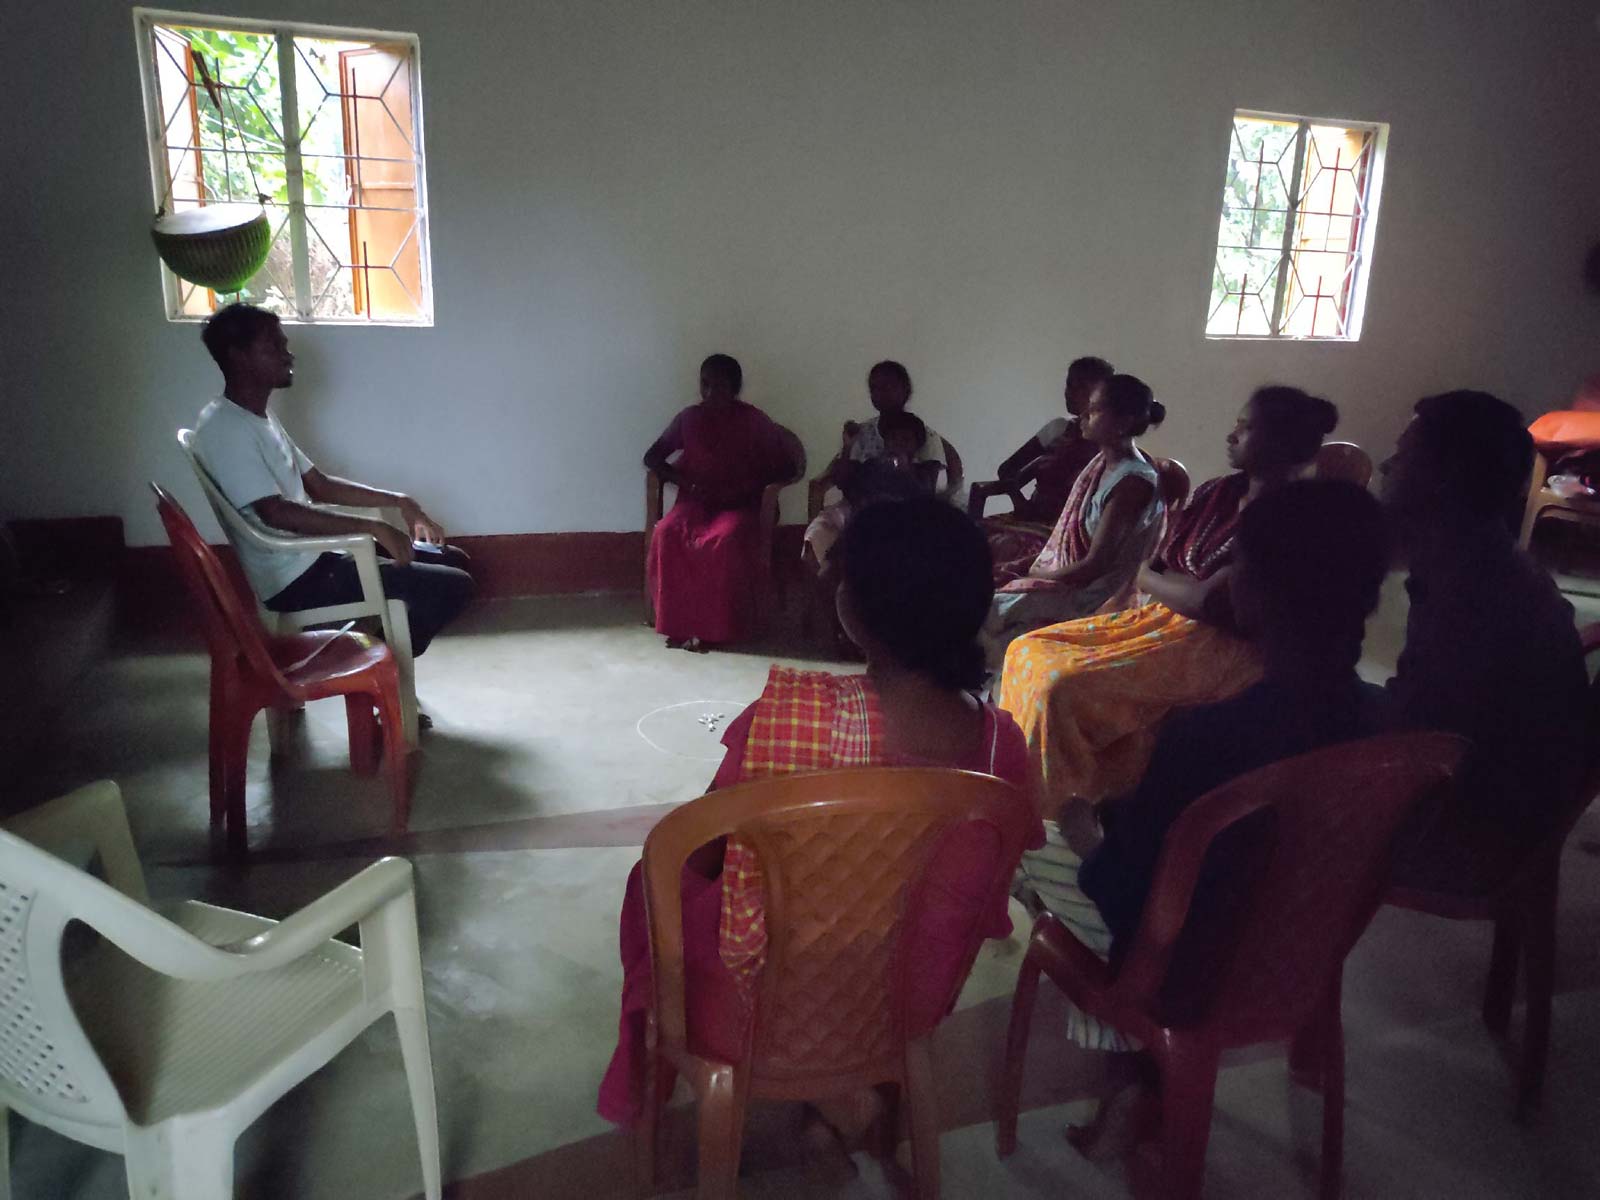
[4,781,148,904]
[1026,912,1115,993]
[213,857,415,969]
[236,520,378,557]
[967,479,1021,519]
[322,503,404,528]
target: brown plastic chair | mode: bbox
[996,733,1466,1200]
[637,767,1034,1199]
[1314,442,1373,488]
[1518,449,1600,548]
[644,426,806,626]
[1153,455,1191,512]
[152,484,410,853]
[1384,623,1600,1120]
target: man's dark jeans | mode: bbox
[265,543,474,655]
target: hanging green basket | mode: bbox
[151,204,272,293]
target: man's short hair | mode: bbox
[201,303,280,371]
[1411,390,1533,522]
[1067,356,1114,387]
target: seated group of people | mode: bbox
[608,371,1589,1163]
[186,303,1589,1169]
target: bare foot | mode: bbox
[1065,1082,1159,1163]
[814,1088,886,1145]
[800,1109,861,1183]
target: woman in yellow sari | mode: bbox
[998,385,1340,805]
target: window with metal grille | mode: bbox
[134,9,432,325]
[1207,111,1387,341]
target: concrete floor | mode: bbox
[7,583,1600,1199]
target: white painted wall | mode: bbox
[4,0,1598,546]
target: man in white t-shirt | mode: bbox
[190,304,473,670]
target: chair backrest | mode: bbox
[0,791,146,1134]
[151,483,291,694]
[1314,441,1373,488]
[1115,733,1466,1045]
[1154,457,1191,510]
[642,768,1031,1089]
[176,428,266,557]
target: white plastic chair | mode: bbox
[176,428,419,745]
[0,780,441,1199]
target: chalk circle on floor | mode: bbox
[636,700,744,762]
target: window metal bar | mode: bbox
[276,32,312,318]
[1270,120,1309,336]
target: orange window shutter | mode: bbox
[339,45,422,319]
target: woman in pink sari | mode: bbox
[600,498,1043,1149]
[644,354,799,649]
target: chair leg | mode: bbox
[386,598,420,745]
[207,664,233,832]
[346,694,380,775]
[1518,869,1560,1121]
[374,682,412,833]
[1318,993,1346,1200]
[394,1006,443,1200]
[0,1106,11,1200]
[1151,1042,1219,1200]
[695,1063,748,1200]
[904,1037,942,1200]
[996,944,1042,1157]
[124,1118,234,1199]
[636,1049,661,1198]
[1483,915,1522,1037]
[217,701,256,856]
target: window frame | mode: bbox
[132,6,434,326]
[1205,108,1389,344]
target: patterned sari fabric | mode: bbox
[989,453,1164,644]
[998,473,1263,805]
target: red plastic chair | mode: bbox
[1384,623,1600,1120]
[637,767,1034,1199]
[996,733,1465,1200]
[152,484,410,853]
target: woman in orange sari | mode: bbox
[600,498,1042,1138]
[999,385,1340,805]
[644,354,799,649]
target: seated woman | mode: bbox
[1019,480,1390,1113]
[971,355,1115,572]
[644,353,800,650]
[600,498,1043,1142]
[804,360,963,568]
[986,374,1166,652]
[998,386,1339,803]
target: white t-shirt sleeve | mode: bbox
[202,423,290,512]
[288,432,313,475]
[916,426,948,466]
[1036,416,1072,449]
